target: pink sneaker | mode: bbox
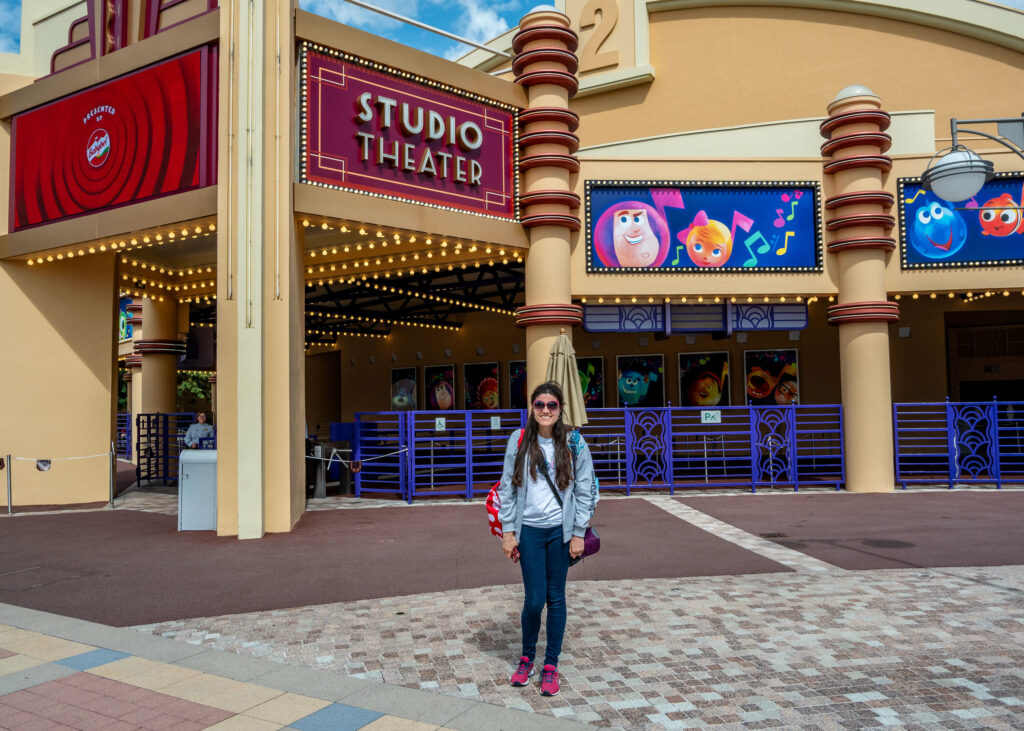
[539,664,559,696]
[510,656,534,686]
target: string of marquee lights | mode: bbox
[306,310,460,332]
[337,278,516,315]
[24,222,217,266]
[576,291,1024,306]
[298,42,520,223]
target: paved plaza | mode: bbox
[2,488,1024,729]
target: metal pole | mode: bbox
[109,442,115,509]
[6,454,11,515]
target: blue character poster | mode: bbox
[390,367,417,411]
[616,354,664,408]
[900,174,1024,268]
[587,181,821,272]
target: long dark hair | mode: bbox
[512,381,572,492]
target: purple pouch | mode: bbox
[570,526,600,566]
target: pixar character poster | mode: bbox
[586,181,821,273]
[899,174,1024,268]
[616,355,665,408]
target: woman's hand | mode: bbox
[569,535,585,560]
[502,532,518,560]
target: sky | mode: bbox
[1,0,1024,58]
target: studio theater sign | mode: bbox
[300,43,517,219]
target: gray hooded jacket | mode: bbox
[496,428,599,544]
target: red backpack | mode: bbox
[485,429,524,538]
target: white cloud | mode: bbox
[0,0,21,54]
[299,0,418,32]
[453,0,510,43]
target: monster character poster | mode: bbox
[508,360,528,410]
[586,181,821,273]
[679,352,731,407]
[577,356,605,408]
[390,368,417,411]
[464,362,500,410]
[616,355,664,408]
[424,365,455,411]
[899,173,1024,268]
[743,350,799,406]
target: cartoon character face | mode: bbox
[612,209,660,267]
[774,379,799,406]
[687,373,722,406]
[746,367,776,400]
[618,369,656,406]
[391,379,416,411]
[432,381,453,410]
[979,193,1024,237]
[909,201,967,259]
[478,377,499,409]
[686,217,732,267]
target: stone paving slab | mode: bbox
[134,564,1024,729]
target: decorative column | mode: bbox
[136,296,182,415]
[820,85,898,492]
[513,7,582,395]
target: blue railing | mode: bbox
[354,404,845,501]
[894,400,1024,489]
[116,413,132,460]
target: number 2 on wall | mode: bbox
[579,0,620,73]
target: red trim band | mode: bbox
[820,131,892,157]
[125,355,142,368]
[520,214,581,231]
[520,153,580,173]
[512,47,578,76]
[825,213,896,232]
[824,190,894,210]
[514,69,578,96]
[519,107,580,131]
[827,301,900,324]
[819,109,892,137]
[519,190,581,208]
[134,339,186,355]
[512,25,579,54]
[827,236,897,253]
[823,154,892,174]
[514,303,583,328]
[519,130,580,153]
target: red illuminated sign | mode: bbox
[301,45,517,220]
[10,48,216,231]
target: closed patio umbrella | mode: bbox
[546,328,589,428]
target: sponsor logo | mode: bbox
[87,128,110,167]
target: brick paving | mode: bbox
[129,496,1024,729]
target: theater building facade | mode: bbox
[1,0,1022,536]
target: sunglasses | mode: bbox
[533,400,560,411]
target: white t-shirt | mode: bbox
[522,435,563,528]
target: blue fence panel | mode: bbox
[116,413,132,461]
[354,412,406,499]
[577,409,628,490]
[406,411,470,500]
[793,404,844,490]
[894,401,1024,488]
[669,406,755,490]
[467,411,525,498]
[625,408,673,493]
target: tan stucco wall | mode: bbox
[0,253,116,506]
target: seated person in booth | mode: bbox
[184,412,215,449]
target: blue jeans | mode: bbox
[518,524,570,668]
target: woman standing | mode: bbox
[497,381,598,696]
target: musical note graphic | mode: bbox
[786,200,798,221]
[773,209,786,228]
[651,188,685,221]
[730,210,754,241]
[742,230,772,267]
[777,231,794,256]
[904,189,927,204]
[965,197,979,209]
[669,242,687,266]
[780,190,804,202]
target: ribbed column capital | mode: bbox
[514,303,583,328]
[827,300,900,324]
[133,339,186,356]
[125,355,143,369]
